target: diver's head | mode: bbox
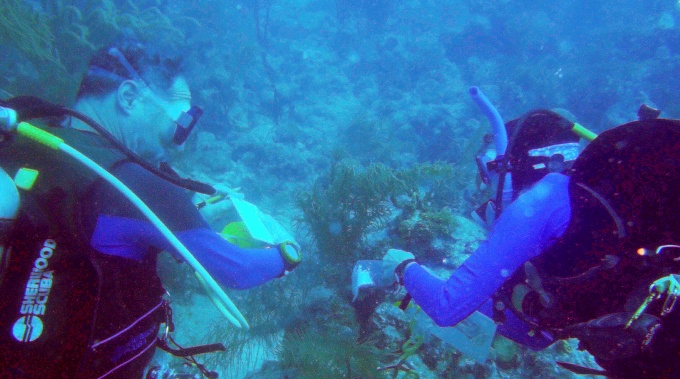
[497,110,581,198]
[472,109,583,227]
[75,38,202,161]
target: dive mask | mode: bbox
[172,105,203,145]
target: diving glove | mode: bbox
[383,249,416,283]
[351,249,416,302]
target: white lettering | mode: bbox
[39,247,53,259]
[33,304,45,315]
[18,239,57,318]
[27,278,40,288]
[29,268,41,279]
[34,258,47,270]
[20,303,33,314]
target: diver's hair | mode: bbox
[76,37,183,99]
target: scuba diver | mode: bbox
[354,88,680,378]
[0,38,301,379]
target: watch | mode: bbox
[279,241,302,273]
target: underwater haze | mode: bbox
[2,0,679,378]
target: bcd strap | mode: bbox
[156,337,225,357]
[158,302,225,357]
[398,293,412,311]
[156,336,222,379]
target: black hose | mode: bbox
[2,96,215,195]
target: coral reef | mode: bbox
[196,278,307,379]
[396,208,457,260]
[0,0,58,65]
[279,321,385,379]
[297,158,403,265]
[297,158,470,264]
[0,0,195,103]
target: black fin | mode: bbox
[556,361,608,376]
[637,104,661,120]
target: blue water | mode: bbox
[2,0,679,377]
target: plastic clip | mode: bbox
[625,292,658,328]
[662,294,678,317]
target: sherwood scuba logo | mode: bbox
[12,315,43,343]
[12,239,57,342]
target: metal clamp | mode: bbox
[626,274,680,328]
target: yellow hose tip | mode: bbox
[17,122,64,149]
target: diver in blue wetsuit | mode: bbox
[0,38,300,379]
[394,109,581,349]
[399,172,570,347]
[381,108,680,378]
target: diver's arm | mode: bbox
[175,228,285,289]
[403,173,571,327]
[88,161,286,289]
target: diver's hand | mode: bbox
[382,249,415,270]
[382,249,416,285]
[352,250,416,302]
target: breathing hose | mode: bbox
[0,109,248,329]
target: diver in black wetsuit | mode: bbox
[0,38,301,378]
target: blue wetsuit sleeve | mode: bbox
[89,161,285,289]
[403,173,572,327]
[175,228,285,289]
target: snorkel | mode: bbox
[469,87,507,156]
[470,87,599,220]
[469,87,513,216]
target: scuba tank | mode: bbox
[0,166,18,259]
[0,105,19,261]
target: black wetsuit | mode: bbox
[0,128,284,378]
